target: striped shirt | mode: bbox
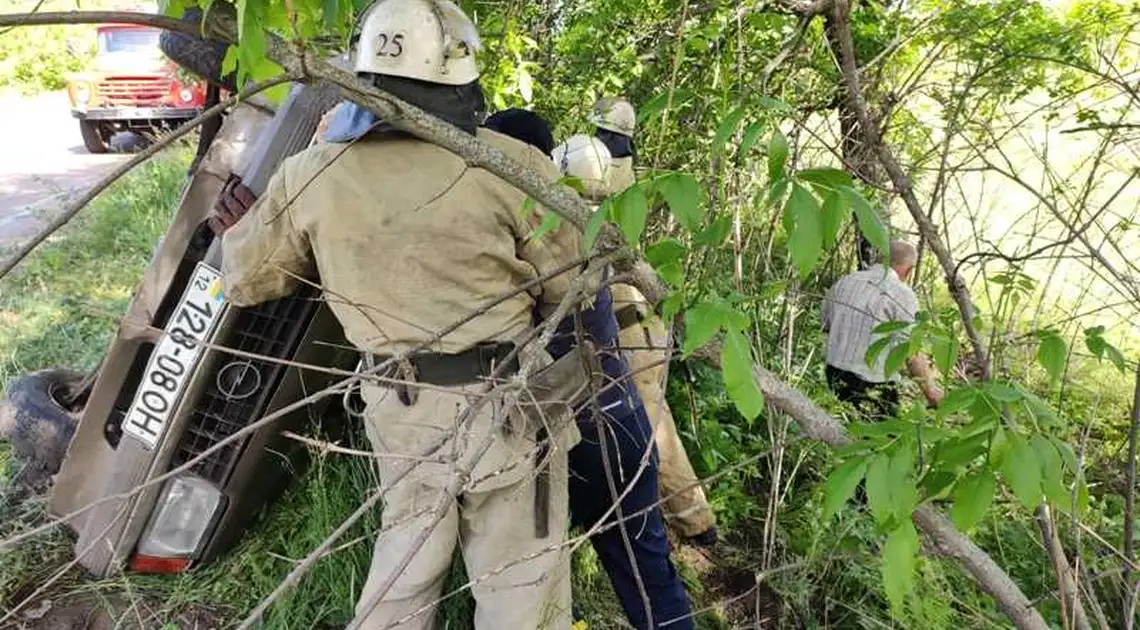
[821,265,918,383]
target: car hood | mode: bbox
[91,52,169,76]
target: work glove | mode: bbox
[208,174,257,236]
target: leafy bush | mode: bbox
[0,0,97,94]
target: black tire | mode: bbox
[79,119,109,154]
[0,369,87,495]
[159,8,236,92]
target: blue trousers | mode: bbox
[568,403,694,630]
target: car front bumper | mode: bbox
[72,107,201,121]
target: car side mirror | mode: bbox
[65,38,82,58]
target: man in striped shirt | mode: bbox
[821,241,944,419]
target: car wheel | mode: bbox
[79,120,109,154]
[0,369,88,495]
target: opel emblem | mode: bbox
[216,360,262,400]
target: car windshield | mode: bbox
[98,28,161,54]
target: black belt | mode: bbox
[614,304,643,331]
[369,342,518,386]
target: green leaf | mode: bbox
[221,45,240,77]
[797,167,854,190]
[882,521,920,617]
[950,470,995,531]
[528,212,562,241]
[935,431,991,471]
[874,321,911,334]
[559,175,587,195]
[160,0,188,17]
[884,343,912,376]
[841,187,889,259]
[1104,344,1128,373]
[646,239,687,267]
[865,453,893,526]
[758,96,792,112]
[1033,435,1068,506]
[932,334,959,376]
[767,131,789,181]
[660,293,684,321]
[637,89,694,125]
[889,444,918,519]
[614,186,649,247]
[713,105,747,157]
[822,456,869,521]
[582,203,610,254]
[1000,435,1043,508]
[656,173,704,233]
[1020,391,1058,428]
[721,328,764,422]
[850,418,911,440]
[820,191,846,249]
[864,337,893,370]
[785,184,823,279]
[921,471,958,500]
[739,122,766,157]
[990,427,1012,468]
[694,215,731,246]
[935,388,977,420]
[682,302,722,356]
[985,382,1023,402]
[765,177,789,208]
[1036,333,1067,383]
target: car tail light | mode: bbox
[132,475,222,571]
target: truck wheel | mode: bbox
[79,120,109,154]
[159,8,235,91]
[0,369,87,496]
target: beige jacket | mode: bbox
[222,129,581,355]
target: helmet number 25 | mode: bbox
[375,32,405,58]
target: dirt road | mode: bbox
[0,91,128,247]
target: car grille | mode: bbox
[97,77,172,107]
[170,288,320,484]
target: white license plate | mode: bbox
[123,263,227,450]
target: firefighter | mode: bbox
[554,97,718,546]
[520,108,693,629]
[216,2,582,628]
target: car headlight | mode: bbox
[133,475,222,571]
[180,87,194,103]
[74,84,90,105]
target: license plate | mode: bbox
[123,263,227,450]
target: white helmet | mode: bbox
[354,0,480,85]
[589,97,636,137]
[553,134,614,201]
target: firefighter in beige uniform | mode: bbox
[553,97,717,543]
[219,2,581,628]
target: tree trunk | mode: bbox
[825,12,883,269]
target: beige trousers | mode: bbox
[611,284,716,538]
[353,384,573,630]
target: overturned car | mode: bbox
[5,32,357,575]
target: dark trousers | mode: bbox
[569,404,694,630]
[825,365,900,421]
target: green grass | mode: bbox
[0,144,192,613]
